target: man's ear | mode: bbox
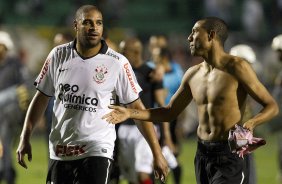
[74,20,78,31]
[208,30,216,41]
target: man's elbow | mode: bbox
[270,101,280,118]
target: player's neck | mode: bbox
[76,42,102,58]
[205,47,227,69]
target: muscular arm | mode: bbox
[104,70,193,124]
[16,90,50,168]
[233,59,279,130]
[133,71,192,121]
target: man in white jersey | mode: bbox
[16,5,168,184]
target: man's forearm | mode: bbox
[129,107,174,123]
[251,102,279,127]
[20,91,49,141]
[20,106,42,141]
[129,108,150,121]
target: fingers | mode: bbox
[17,150,32,169]
[154,163,169,183]
[102,106,118,121]
[102,106,124,124]
[108,105,119,110]
[17,151,28,169]
[102,113,118,124]
[101,113,110,120]
[154,170,160,179]
[28,152,32,162]
[154,170,167,183]
[106,116,118,124]
[102,111,114,124]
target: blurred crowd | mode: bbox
[0,0,282,184]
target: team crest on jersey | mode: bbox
[93,65,108,83]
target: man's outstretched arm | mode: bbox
[103,70,193,124]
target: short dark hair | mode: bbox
[75,5,102,21]
[200,17,228,46]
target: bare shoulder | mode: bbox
[181,63,204,86]
[184,63,203,77]
[225,55,253,76]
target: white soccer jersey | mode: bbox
[35,40,142,161]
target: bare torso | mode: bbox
[188,62,247,141]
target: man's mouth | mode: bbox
[87,33,99,38]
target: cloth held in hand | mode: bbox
[228,124,266,158]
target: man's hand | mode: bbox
[242,120,256,132]
[102,105,130,124]
[16,138,32,169]
[153,154,169,183]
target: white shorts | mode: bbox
[118,125,153,183]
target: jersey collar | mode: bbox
[71,39,109,55]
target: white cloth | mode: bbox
[117,125,153,183]
[35,41,142,160]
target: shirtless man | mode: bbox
[103,17,279,184]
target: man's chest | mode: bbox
[55,59,118,94]
[189,69,238,104]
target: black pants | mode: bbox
[194,140,249,184]
[46,156,112,184]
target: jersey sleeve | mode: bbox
[115,58,142,104]
[34,48,56,96]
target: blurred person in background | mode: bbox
[271,34,282,108]
[146,35,168,82]
[241,0,265,42]
[103,27,118,52]
[0,31,30,184]
[149,46,184,184]
[0,139,3,159]
[16,5,168,183]
[53,31,74,46]
[271,34,282,183]
[117,37,177,184]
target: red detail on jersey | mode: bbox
[55,144,86,157]
[124,63,138,94]
[38,58,51,84]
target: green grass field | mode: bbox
[11,131,280,184]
